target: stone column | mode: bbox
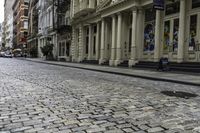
[154,10,162,62]
[99,19,105,64]
[97,0,100,5]
[136,9,144,61]
[177,0,186,63]
[109,15,117,66]
[88,25,92,60]
[115,13,122,66]
[96,22,100,60]
[89,0,94,8]
[129,9,137,67]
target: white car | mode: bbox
[4,54,13,58]
[0,52,5,57]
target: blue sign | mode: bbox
[153,0,165,10]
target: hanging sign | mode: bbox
[153,0,165,10]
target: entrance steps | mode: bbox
[134,61,200,73]
[101,61,109,66]
[81,60,99,65]
[118,60,129,67]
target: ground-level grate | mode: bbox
[161,91,198,99]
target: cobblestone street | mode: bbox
[0,58,200,133]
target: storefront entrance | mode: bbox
[58,40,71,61]
[163,0,200,62]
[187,13,200,62]
[163,18,179,62]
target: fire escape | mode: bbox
[56,0,71,34]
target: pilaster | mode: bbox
[177,0,186,63]
[110,15,117,66]
[99,19,106,64]
[115,13,122,66]
[154,10,162,62]
[88,25,93,60]
[96,22,100,60]
[129,9,137,67]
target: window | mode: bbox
[24,21,28,29]
[66,43,70,56]
[165,1,180,15]
[144,8,155,52]
[94,0,97,7]
[86,37,89,54]
[93,26,97,33]
[93,36,96,55]
[163,21,170,51]
[24,9,28,16]
[192,0,200,9]
[189,15,197,51]
[145,8,156,22]
[59,42,62,56]
[86,27,89,54]
[129,28,132,52]
[173,19,179,52]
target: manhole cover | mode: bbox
[161,91,198,99]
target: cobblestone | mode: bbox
[0,58,200,132]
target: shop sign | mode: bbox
[153,0,165,10]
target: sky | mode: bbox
[0,0,4,23]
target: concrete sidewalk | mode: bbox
[24,58,200,86]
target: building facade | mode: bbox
[36,0,72,60]
[56,0,72,61]
[3,0,14,49]
[71,0,200,67]
[12,0,29,49]
[0,23,2,49]
[27,0,39,55]
[37,0,58,58]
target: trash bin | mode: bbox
[158,57,169,71]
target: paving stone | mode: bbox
[24,127,44,133]
[0,58,200,133]
[122,128,134,132]
[147,127,165,133]
[11,126,33,132]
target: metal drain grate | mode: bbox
[161,91,198,99]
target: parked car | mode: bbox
[13,49,22,57]
[4,54,13,58]
[0,52,5,57]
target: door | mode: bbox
[163,18,179,61]
[188,14,200,62]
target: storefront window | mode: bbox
[173,19,179,52]
[163,21,170,51]
[59,42,65,56]
[66,43,70,56]
[59,43,62,56]
[86,28,89,54]
[189,15,197,51]
[192,0,200,9]
[144,8,155,52]
[165,1,180,15]
[145,8,156,22]
[62,42,65,56]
